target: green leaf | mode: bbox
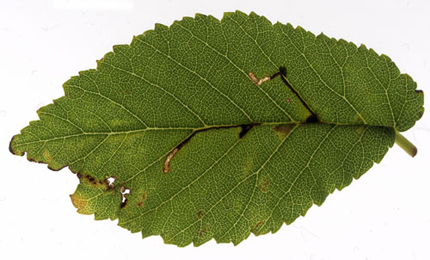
[9,11,424,246]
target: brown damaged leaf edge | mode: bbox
[9,130,127,211]
[8,136,22,156]
[9,136,69,171]
[78,173,116,191]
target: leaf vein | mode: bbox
[176,22,295,122]
[281,30,367,124]
[135,37,254,122]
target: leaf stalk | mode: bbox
[395,130,417,157]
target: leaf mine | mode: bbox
[248,71,271,86]
[163,147,179,173]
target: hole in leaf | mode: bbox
[120,186,130,208]
[107,176,116,189]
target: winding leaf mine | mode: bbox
[10,11,424,246]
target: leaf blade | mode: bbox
[10,11,423,246]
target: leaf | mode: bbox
[9,11,424,246]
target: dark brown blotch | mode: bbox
[239,124,254,139]
[305,113,319,123]
[197,210,204,219]
[87,175,97,185]
[120,199,127,209]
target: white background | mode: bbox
[1,0,429,259]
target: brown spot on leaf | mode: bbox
[137,192,147,207]
[415,89,423,94]
[285,98,291,103]
[79,174,116,191]
[198,228,206,237]
[43,150,53,162]
[254,220,264,231]
[272,124,295,138]
[197,210,204,219]
[258,179,269,192]
[87,175,97,185]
